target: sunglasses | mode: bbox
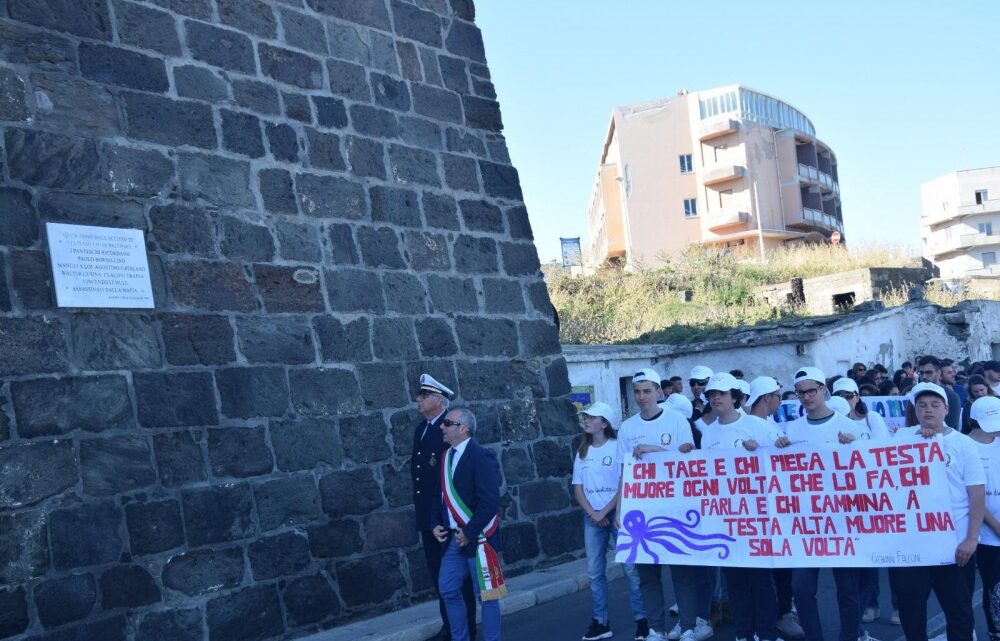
[442,419,464,427]
[689,379,709,386]
[834,391,857,399]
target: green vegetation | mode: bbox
[546,244,938,345]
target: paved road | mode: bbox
[500,569,988,641]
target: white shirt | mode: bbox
[853,411,891,441]
[701,414,783,451]
[617,408,694,463]
[974,437,1000,546]
[446,438,471,529]
[894,428,985,544]
[785,411,864,446]
[420,409,447,441]
[572,439,620,511]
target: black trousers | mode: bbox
[774,568,794,616]
[421,530,476,635]
[889,561,976,641]
[978,545,1000,638]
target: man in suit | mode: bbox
[412,374,476,641]
[433,407,505,641]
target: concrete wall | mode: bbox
[0,2,579,640]
[565,301,1000,421]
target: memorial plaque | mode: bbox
[46,222,154,308]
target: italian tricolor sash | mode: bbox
[442,447,507,601]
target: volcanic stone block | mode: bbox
[10,250,53,310]
[37,192,144,229]
[175,65,229,102]
[501,447,535,485]
[126,499,185,556]
[185,21,256,74]
[50,502,123,570]
[150,204,215,255]
[70,314,162,370]
[453,235,498,273]
[327,223,360,265]
[400,115,442,149]
[265,122,299,163]
[216,367,290,418]
[326,59,371,102]
[518,479,568,515]
[459,199,503,233]
[422,192,461,230]
[237,317,314,365]
[457,361,512,401]
[536,398,579,437]
[219,217,275,262]
[381,461,412,508]
[283,574,340,627]
[346,136,386,179]
[356,362,409,411]
[31,72,118,136]
[313,96,348,129]
[232,79,280,115]
[0,21,77,71]
[181,484,254,546]
[279,7,327,54]
[289,368,363,417]
[0,510,48,584]
[114,0,181,55]
[501,241,541,277]
[545,358,572,398]
[0,587,28,639]
[382,272,428,315]
[438,55,469,94]
[221,110,264,159]
[391,0,441,45]
[319,468,383,517]
[284,92,312,122]
[411,83,463,123]
[455,317,518,357]
[371,72,411,112]
[403,232,450,272]
[161,314,236,366]
[445,19,485,61]
[12,375,132,437]
[339,413,391,464]
[259,43,323,90]
[296,172,367,219]
[415,318,458,358]
[122,92,214,148]
[100,565,161,609]
[313,316,372,363]
[217,0,275,37]
[178,153,254,208]
[480,161,523,200]
[519,319,561,357]
[28,616,127,641]
[103,144,175,198]
[388,145,441,186]
[358,226,406,269]
[335,552,405,607]
[372,317,419,360]
[168,261,256,312]
[275,222,322,262]
[4,129,101,191]
[462,96,503,132]
[162,547,244,596]
[80,437,156,496]
[501,522,540,564]
[483,278,525,313]
[307,519,362,558]
[370,186,421,227]
[443,153,480,193]
[0,188,37,247]
[136,608,202,641]
[248,531,310,580]
[0,441,77,509]
[259,168,298,214]
[207,427,274,478]
[154,431,207,487]
[153,0,212,19]
[206,585,283,641]
[269,418,343,471]
[325,269,385,313]
[363,510,417,550]
[396,41,421,81]
[446,127,487,156]
[349,105,400,138]
[135,372,218,427]
[308,0,390,29]
[426,275,478,313]
[305,128,345,171]
[533,440,573,478]
[34,573,96,628]
[253,476,319,530]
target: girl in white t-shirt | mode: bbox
[966,396,1000,640]
[832,378,891,441]
[573,401,647,641]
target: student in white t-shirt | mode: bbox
[700,373,785,641]
[573,401,647,641]
[832,378,891,441]
[890,383,985,641]
[965,396,1000,641]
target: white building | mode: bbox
[921,167,1000,278]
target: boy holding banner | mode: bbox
[968,396,1000,641]
[890,383,984,641]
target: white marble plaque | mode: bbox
[46,222,154,308]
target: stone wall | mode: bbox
[757,267,931,315]
[0,1,580,639]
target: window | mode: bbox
[979,222,994,236]
[984,252,997,267]
[683,198,698,218]
[976,189,989,205]
[679,154,693,174]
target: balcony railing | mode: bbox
[789,207,842,233]
[967,264,1000,277]
[702,164,746,187]
[927,232,1000,257]
[798,163,839,195]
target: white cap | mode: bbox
[689,366,714,381]
[580,401,617,426]
[748,376,780,408]
[735,379,751,398]
[832,378,860,395]
[828,396,851,416]
[971,396,1000,433]
[792,367,825,386]
[706,372,739,393]
[632,368,661,386]
[661,393,693,419]
[418,373,454,397]
[908,382,949,406]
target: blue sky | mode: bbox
[475,1,1000,263]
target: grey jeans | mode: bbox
[637,563,712,632]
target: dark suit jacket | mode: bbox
[432,438,502,558]
[411,412,446,531]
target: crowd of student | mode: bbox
[571,358,1000,641]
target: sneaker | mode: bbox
[670,603,680,616]
[680,631,699,641]
[861,607,880,624]
[647,631,668,641]
[583,619,613,641]
[889,611,900,625]
[777,612,804,640]
[668,624,682,640]
[693,617,714,641]
[636,619,651,641]
[859,633,881,641]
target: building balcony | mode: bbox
[924,198,1000,227]
[787,207,843,234]
[797,163,839,194]
[706,210,751,232]
[967,264,1000,277]
[702,164,746,187]
[698,118,740,142]
[927,232,1000,258]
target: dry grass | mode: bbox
[548,244,931,345]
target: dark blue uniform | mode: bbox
[412,413,475,638]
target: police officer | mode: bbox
[412,374,476,640]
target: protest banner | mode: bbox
[616,439,956,568]
[773,396,910,433]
